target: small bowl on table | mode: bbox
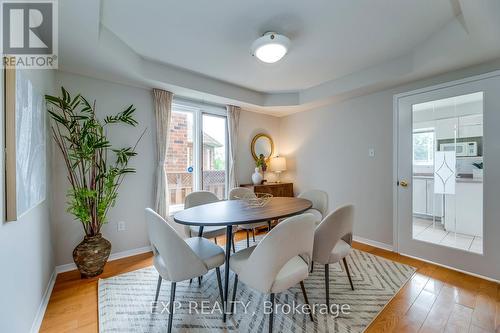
[236,193,273,208]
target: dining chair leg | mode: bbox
[299,281,314,322]
[215,267,224,313]
[252,229,255,242]
[198,276,202,286]
[325,264,330,311]
[343,257,354,290]
[232,234,236,253]
[267,221,271,231]
[154,275,162,303]
[310,261,314,273]
[214,237,217,245]
[189,279,192,284]
[246,230,250,248]
[167,282,176,333]
[269,293,275,333]
[223,225,233,322]
[230,274,238,314]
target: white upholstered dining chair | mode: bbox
[228,187,271,247]
[229,213,317,332]
[184,191,236,253]
[145,208,225,333]
[312,205,355,310]
[297,189,329,224]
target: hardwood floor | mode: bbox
[40,230,499,333]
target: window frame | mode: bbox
[168,98,228,214]
[201,112,229,200]
[412,128,435,166]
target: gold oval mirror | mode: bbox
[251,133,274,161]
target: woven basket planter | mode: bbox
[73,233,111,278]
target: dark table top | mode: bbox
[173,197,312,226]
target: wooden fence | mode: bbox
[167,170,226,206]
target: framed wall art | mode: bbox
[4,64,47,221]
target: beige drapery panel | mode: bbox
[153,89,173,218]
[226,105,241,189]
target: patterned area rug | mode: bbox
[98,238,415,333]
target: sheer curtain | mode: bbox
[153,89,173,218]
[226,105,241,189]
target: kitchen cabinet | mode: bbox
[413,178,427,215]
[412,177,443,217]
[426,179,442,217]
[435,115,483,140]
[435,118,458,140]
[444,181,483,237]
[458,114,483,138]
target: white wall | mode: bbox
[52,71,281,266]
[52,71,156,266]
[53,60,500,276]
[236,110,281,185]
[0,69,55,333]
[279,61,500,248]
[280,90,394,245]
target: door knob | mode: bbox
[399,180,408,187]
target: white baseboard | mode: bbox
[30,270,56,333]
[32,245,152,332]
[55,262,77,274]
[55,245,152,274]
[353,236,394,252]
[352,236,499,282]
[108,245,152,262]
[400,252,500,284]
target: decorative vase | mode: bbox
[72,233,111,278]
[252,167,263,185]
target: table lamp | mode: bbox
[270,156,287,183]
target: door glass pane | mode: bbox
[412,92,483,254]
[165,109,195,214]
[202,114,227,199]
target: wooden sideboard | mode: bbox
[240,182,294,197]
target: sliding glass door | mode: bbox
[165,107,196,213]
[165,101,228,214]
[201,114,228,200]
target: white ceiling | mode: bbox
[101,0,454,92]
[58,0,500,115]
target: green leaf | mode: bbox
[48,86,141,235]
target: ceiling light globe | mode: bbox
[255,44,288,63]
[252,32,290,64]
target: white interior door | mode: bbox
[395,72,500,281]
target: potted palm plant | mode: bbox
[46,87,144,277]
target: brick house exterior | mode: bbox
[166,112,226,204]
[166,112,223,172]
[166,112,192,173]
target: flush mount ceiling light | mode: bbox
[251,32,290,63]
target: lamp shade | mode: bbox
[270,156,287,172]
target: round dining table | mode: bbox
[173,196,312,321]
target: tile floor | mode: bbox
[413,217,483,254]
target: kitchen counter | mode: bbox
[412,173,483,237]
[413,173,483,183]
